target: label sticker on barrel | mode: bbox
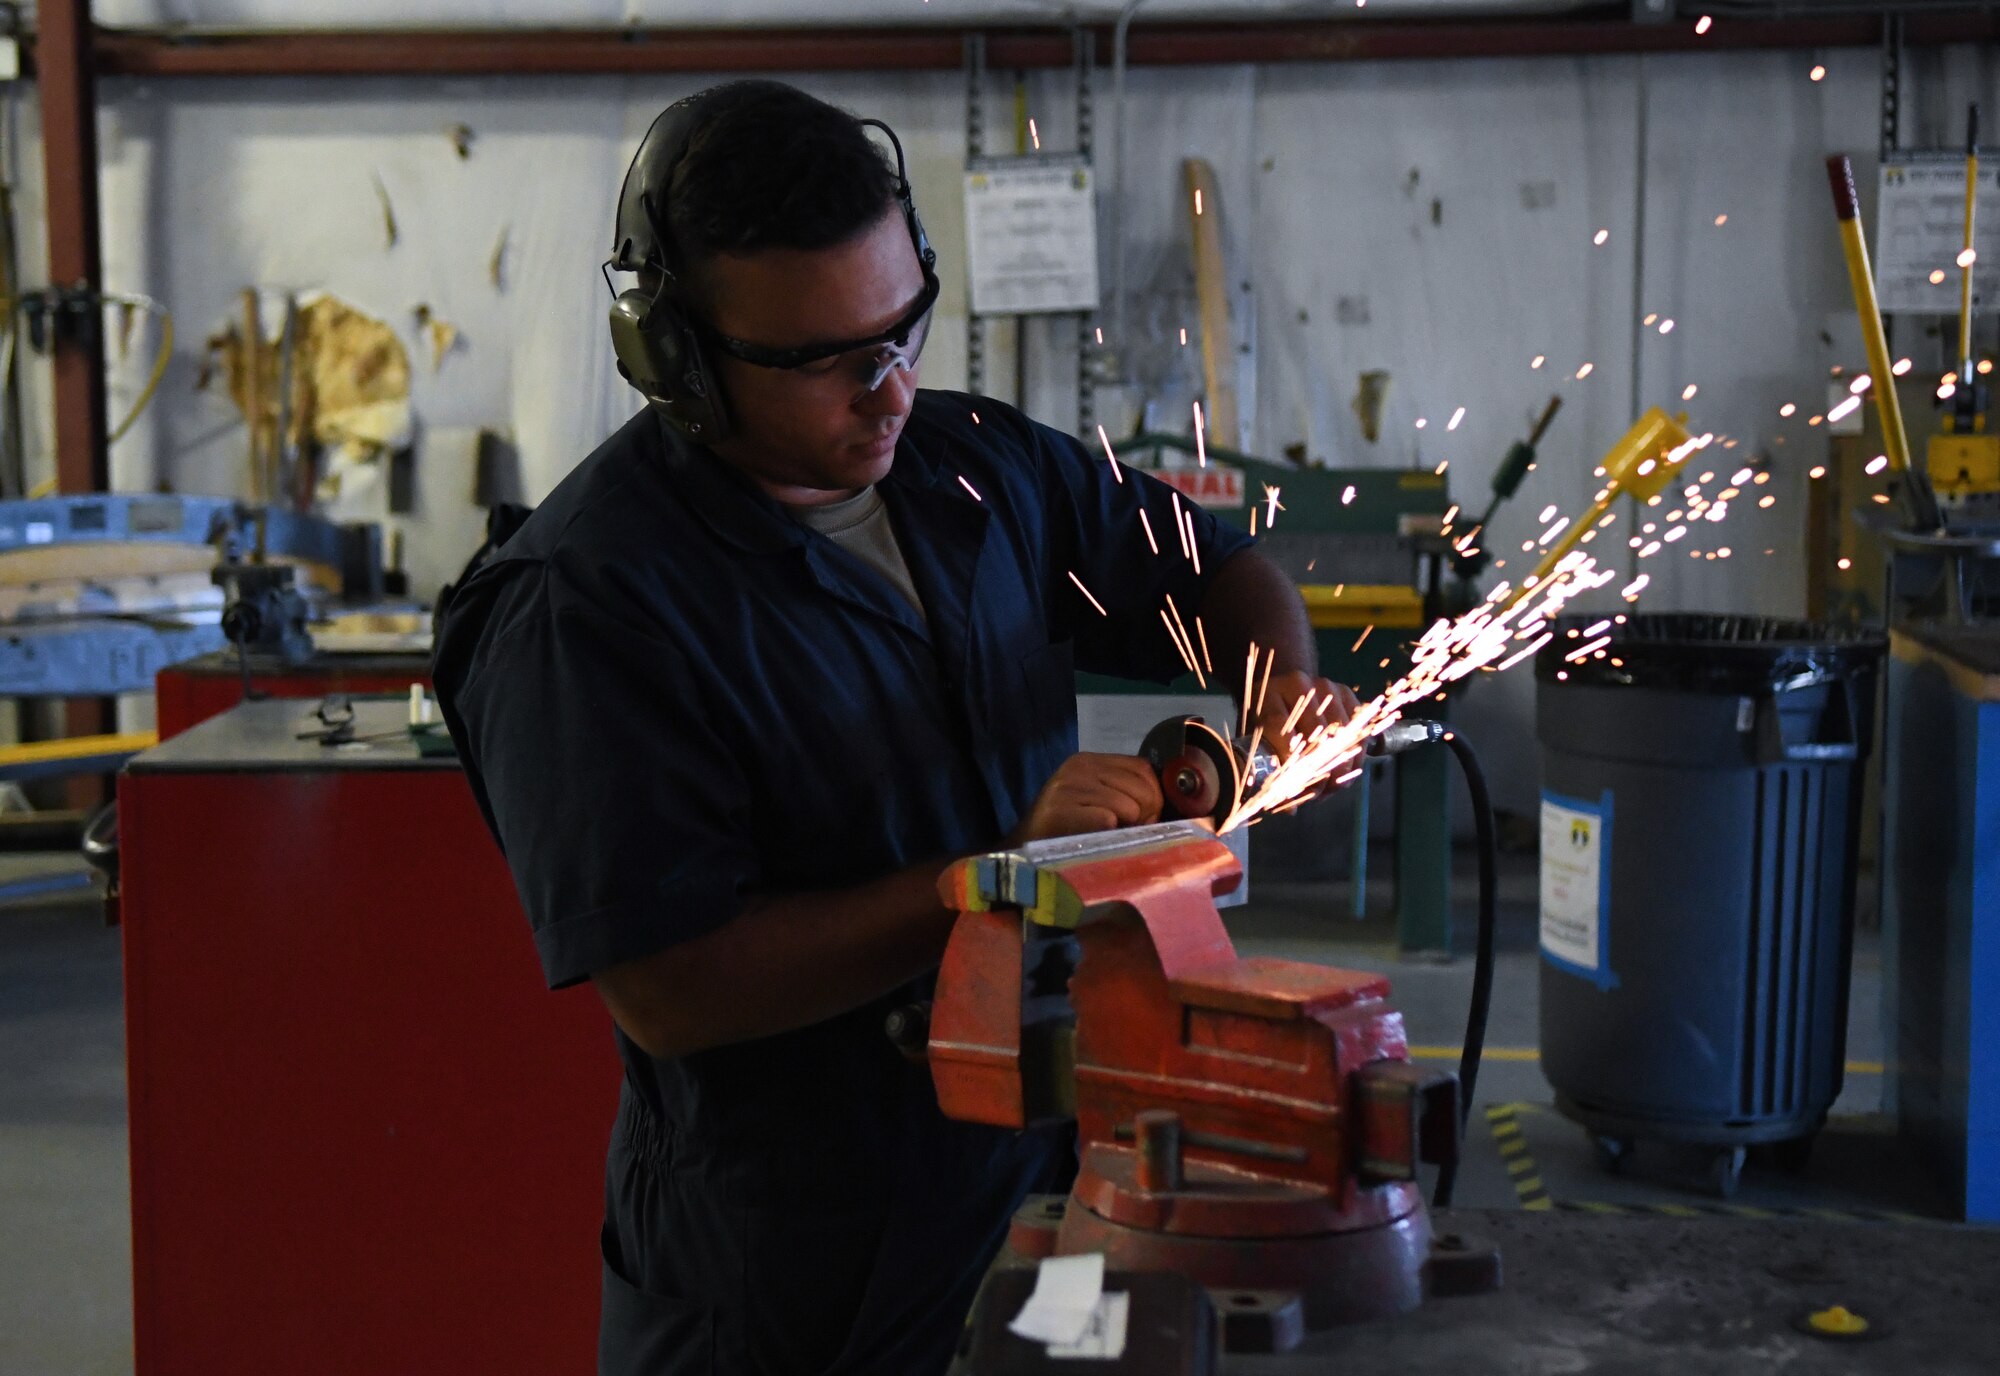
[1540,791,1617,988]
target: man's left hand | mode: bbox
[1252,669,1361,764]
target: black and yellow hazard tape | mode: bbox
[1478,1102,1933,1224]
[1483,1103,1554,1212]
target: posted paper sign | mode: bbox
[1875,156,2000,316]
[964,157,1101,316]
[1540,792,1613,987]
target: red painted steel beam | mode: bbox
[36,0,107,495]
[78,12,2000,80]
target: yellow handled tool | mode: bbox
[1826,155,1939,530]
[1959,106,1979,387]
[1502,407,1695,612]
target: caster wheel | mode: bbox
[1591,1133,1635,1174]
[1708,1146,1747,1199]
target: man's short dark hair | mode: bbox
[665,82,901,306]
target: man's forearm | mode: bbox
[1199,548,1318,697]
[592,855,963,1060]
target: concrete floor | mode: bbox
[0,846,1949,1376]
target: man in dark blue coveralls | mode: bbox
[434,80,1357,1376]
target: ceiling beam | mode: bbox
[76,12,2000,80]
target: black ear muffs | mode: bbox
[607,87,758,446]
[608,276,730,444]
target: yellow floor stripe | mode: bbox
[1506,1157,1536,1177]
[1411,1045,1884,1075]
[1523,1197,1556,1212]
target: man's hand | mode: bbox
[1009,752,1164,846]
[1253,669,1362,763]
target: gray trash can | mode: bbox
[1535,613,1883,1195]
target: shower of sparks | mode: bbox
[1194,188,1204,215]
[1161,610,1197,677]
[1713,213,1728,226]
[1180,327,1189,346]
[1449,406,1467,431]
[1183,508,1202,574]
[1172,492,1191,559]
[1810,64,1826,81]
[1695,14,1713,33]
[1643,313,1658,326]
[1097,424,1125,484]
[1195,616,1214,674]
[1838,557,1853,571]
[1250,507,1259,536]
[972,411,981,424]
[1849,374,1872,394]
[1658,318,1675,334]
[1264,484,1285,528]
[1682,384,1699,400]
[1809,465,1827,479]
[1532,355,1546,369]
[1893,357,1912,375]
[1865,454,1889,475]
[1593,228,1610,245]
[1758,494,1776,508]
[1352,625,1374,652]
[1959,248,1978,269]
[1779,402,1797,417]
[1930,269,1947,285]
[1826,396,1862,424]
[1218,544,1632,833]
[1435,460,1449,475]
[1139,507,1161,555]
[1164,594,1203,687]
[1095,327,1104,345]
[1538,503,1559,522]
[1341,484,1357,506]
[1029,118,1041,150]
[1416,417,1429,429]
[1576,363,1595,380]
[957,474,984,501]
[1068,570,1109,617]
[1193,401,1208,466]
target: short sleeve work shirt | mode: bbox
[434,389,1254,1182]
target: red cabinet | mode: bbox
[120,699,616,1375]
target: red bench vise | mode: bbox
[925,819,1491,1345]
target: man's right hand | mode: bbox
[1008,752,1164,847]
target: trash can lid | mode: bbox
[1536,612,1885,693]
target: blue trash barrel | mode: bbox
[1535,614,1883,1191]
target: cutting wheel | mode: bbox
[1139,716,1242,828]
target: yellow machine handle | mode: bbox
[1503,407,1695,612]
[1825,155,1915,479]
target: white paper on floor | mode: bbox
[1045,1291,1131,1360]
[1007,1252,1105,1346]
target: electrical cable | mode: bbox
[1431,728,1498,1211]
[99,291,174,447]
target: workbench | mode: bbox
[978,1208,2000,1373]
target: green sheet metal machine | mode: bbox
[1093,404,1557,953]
